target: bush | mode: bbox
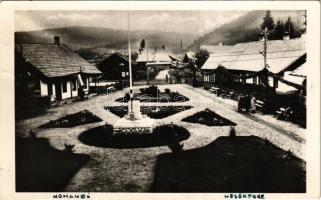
[164,88,171,94]
[229,126,236,139]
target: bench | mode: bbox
[107,86,116,94]
[255,100,265,112]
[220,91,234,99]
[209,87,220,96]
[276,107,293,121]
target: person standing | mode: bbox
[250,95,256,113]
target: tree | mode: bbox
[195,49,209,68]
[131,51,139,61]
[139,39,145,53]
[284,17,301,38]
[271,20,285,40]
[261,10,275,31]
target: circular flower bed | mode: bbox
[79,124,190,149]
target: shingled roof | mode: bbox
[200,45,233,54]
[16,43,101,78]
[202,38,306,74]
[136,48,173,63]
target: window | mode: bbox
[72,80,77,91]
[122,72,126,77]
[62,80,67,93]
[126,72,129,76]
[209,74,215,82]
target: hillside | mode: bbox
[15,26,197,52]
[187,10,305,51]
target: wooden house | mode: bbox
[15,36,102,108]
[201,37,306,89]
[96,52,130,88]
[136,47,174,69]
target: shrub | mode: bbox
[125,93,130,101]
[229,126,236,138]
[164,88,171,94]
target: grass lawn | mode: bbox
[39,110,102,128]
[105,106,193,119]
[16,137,90,192]
[152,136,305,193]
[182,108,237,126]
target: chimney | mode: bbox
[283,32,290,40]
[54,36,60,45]
[218,42,223,46]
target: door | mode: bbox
[55,81,62,100]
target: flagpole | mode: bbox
[264,27,267,69]
[128,11,133,114]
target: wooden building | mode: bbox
[15,36,102,108]
[96,52,130,88]
[136,47,175,69]
[201,37,306,89]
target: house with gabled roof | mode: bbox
[15,36,102,105]
[96,52,131,89]
[201,37,306,88]
[136,47,175,69]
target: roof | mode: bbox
[200,45,233,54]
[201,38,306,74]
[185,52,195,59]
[16,43,101,78]
[112,52,129,61]
[136,48,173,63]
[288,63,307,77]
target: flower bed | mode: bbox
[39,110,102,128]
[106,106,193,119]
[79,124,190,149]
[115,85,189,102]
[182,108,236,126]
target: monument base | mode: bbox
[113,99,154,134]
[113,115,155,134]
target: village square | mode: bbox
[14,10,306,193]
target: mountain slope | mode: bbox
[187,10,304,51]
[15,26,197,52]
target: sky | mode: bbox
[15,10,248,35]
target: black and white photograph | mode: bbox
[0,1,320,199]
